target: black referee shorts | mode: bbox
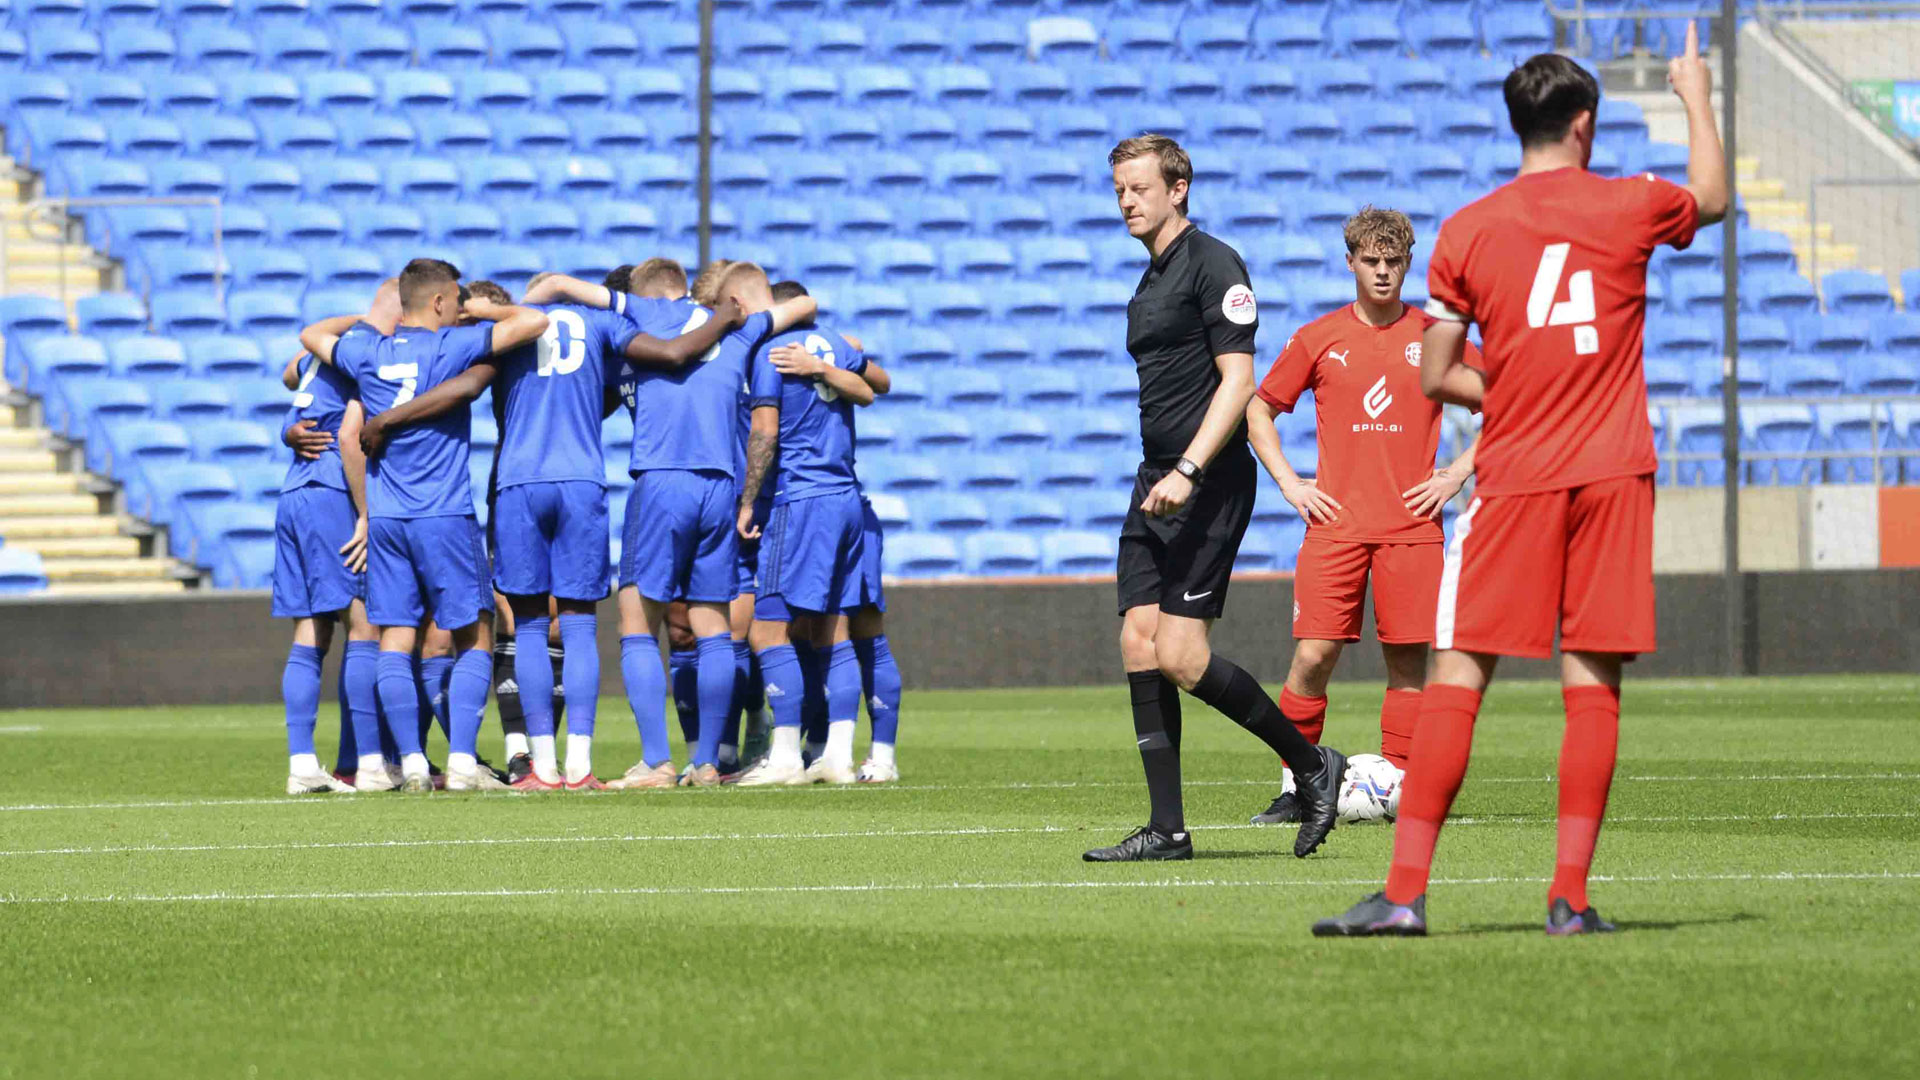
[1116,450,1256,621]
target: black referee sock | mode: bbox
[1189,655,1325,781]
[1128,670,1185,835]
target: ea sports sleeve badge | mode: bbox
[1222,283,1257,326]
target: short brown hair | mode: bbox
[689,259,736,308]
[1505,53,1600,149]
[1109,133,1192,215]
[1343,206,1416,258]
[398,257,460,310]
[465,279,511,305]
[770,280,808,303]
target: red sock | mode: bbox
[1378,689,1422,768]
[1384,684,1481,904]
[1278,686,1326,744]
[1551,684,1621,912]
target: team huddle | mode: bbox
[268,35,1726,936]
[271,255,903,795]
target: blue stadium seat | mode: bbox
[1406,12,1477,57]
[1596,99,1650,143]
[340,22,412,71]
[0,549,50,595]
[1847,354,1920,396]
[268,203,348,246]
[1814,403,1896,484]
[259,23,331,71]
[1822,270,1896,316]
[106,336,189,382]
[1483,7,1555,58]
[467,242,544,293]
[336,113,418,159]
[491,19,567,69]
[944,453,1019,491]
[534,67,612,115]
[13,337,105,394]
[881,533,960,577]
[148,290,227,338]
[22,113,108,158]
[1734,229,1796,275]
[229,158,305,204]
[970,411,1051,452]
[1431,101,1498,144]
[960,327,1031,369]
[48,375,146,441]
[1252,13,1321,59]
[424,202,504,244]
[1643,358,1691,398]
[1233,528,1280,572]
[383,70,457,112]
[1645,317,1718,360]
[571,112,651,155]
[100,207,190,251]
[1796,315,1871,358]
[301,73,378,116]
[29,25,104,72]
[1052,409,1130,450]
[187,419,278,467]
[1179,13,1252,61]
[458,70,536,111]
[94,417,191,481]
[1669,405,1726,486]
[581,200,660,243]
[960,531,1040,575]
[220,72,301,114]
[552,242,622,281]
[182,502,278,569]
[5,73,74,116]
[537,155,618,198]
[1108,16,1177,63]
[417,23,490,69]
[230,248,309,290]
[74,293,147,340]
[1030,451,1107,491]
[150,379,235,423]
[258,113,341,160]
[386,157,462,201]
[345,204,427,248]
[183,334,270,379]
[1745,272,1820,319]
[137,248,227,293]
[74,73,148,116]
[500,203,578,243]
[1772,355,1846,397]
[492,113,572,156]
[993,492,1068,531]
[226,290,303,336]
[561,19,641,71]
[1872,313,1920,358]
[175,113,259,160]
[859,452,944,493]
[1742,404,1817,485]
[1330,13,1401,57]
[1738,315,1793,360]
[1668,270,1725,316]
[300,287,371,326]
[1058,489,1129,531]
[101,25,176,72]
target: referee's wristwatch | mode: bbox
[1174,457,1204,484]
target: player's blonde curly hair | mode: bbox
[1343,206,1416,258]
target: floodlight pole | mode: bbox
[697,0,714,270]
[1719,0,1746,675]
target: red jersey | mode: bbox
[1426,166,1699,496]
[1256,303,1478,545]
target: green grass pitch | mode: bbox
[2,675,1917,1079]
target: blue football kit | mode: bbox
[271,344,365,620]
[333,321,494,631]
[490,303,635,602]
[749,323,875,618]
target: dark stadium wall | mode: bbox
[2,570,1918,708]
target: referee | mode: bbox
[1085,134,1347,864]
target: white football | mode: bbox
[1337,754,1404,824]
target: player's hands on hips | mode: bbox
[1280,476,1341,524]
[1141,472,1193,518]
[1402,467,1466,519]
[358,416,390,460]
[736,502,762,541]
[284,419,334,460]
[769,343,826,378]
[339,515,369,574]
[1668,20,1711,104]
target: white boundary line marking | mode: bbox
[2,810,1914,860]
[4,870,1917,906]
[5,772,1920,814]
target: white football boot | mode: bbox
[856,758,900,784]
[353,765,400,792]
[804,756,859,785]
[445,760,510,792]
[732,756,811,787]
[287,767,355,795]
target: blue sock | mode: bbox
[282,644,323,757]
[448,648,491,758]
[334,651,357,773]
[377,695,399,761]
[669,647,699,748]
[854,635,902,746]
[376,650,424,758]
[755,644,804,730]
[797,641,829,748]
[514,616,555,740]
[343,641,382,766]
[725,640,752,751]
[559,614,598,738]
[693,634,734,767]
[421,655,454,737]
[621,634,670,767]
[826,640,861,724]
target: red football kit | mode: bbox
[1256,303,1483,646]
[1425,167,1698,658]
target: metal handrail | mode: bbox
[5,196,225,309]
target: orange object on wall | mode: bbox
[1879,487,1920,567]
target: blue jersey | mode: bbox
[750,324,866,506]
[334,322,492,519]
[618,300,774,478]
[279,339,364,494]
[492,303,635,490]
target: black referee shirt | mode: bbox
[1124,224,1260,467]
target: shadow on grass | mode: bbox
[1192,849,1284,861]
[1444,911,1763,937]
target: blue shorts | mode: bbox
[367,515,491,630]
[620,468,739,604]
[733,493,771,597]
[271,484,364,619]
[492,480,610,602]
[857,496,887,614]
[758,487,867,616]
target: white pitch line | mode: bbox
[4,869,1918,907]
[0,725,42,734]
[3,810,1915,860]
[4,771,1920,814]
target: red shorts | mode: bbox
[1292,536,1444,645]
[1436,474,1656,659]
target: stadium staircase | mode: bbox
[0,156,188,596]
